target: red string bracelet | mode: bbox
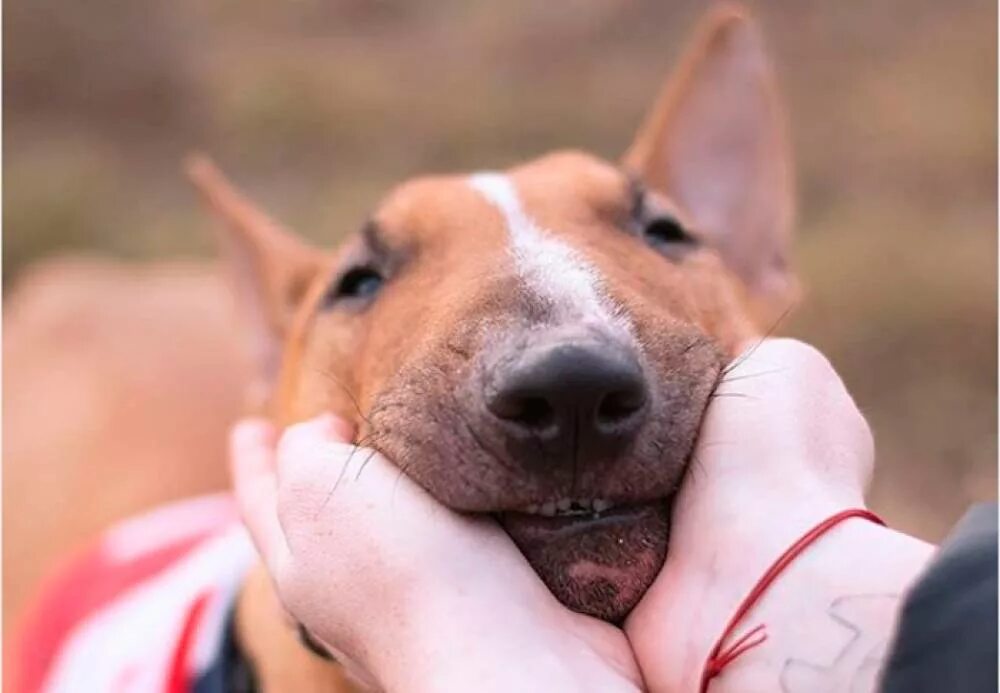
[699,508,885,692]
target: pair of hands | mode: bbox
[230,339,923,692]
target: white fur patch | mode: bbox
[467,172,632,335]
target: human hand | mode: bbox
[230,415,643,693]
[625,338,934,692]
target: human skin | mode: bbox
[230,417,642,693]
[623,339,935,692]
[231,339,935,692]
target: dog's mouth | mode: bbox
[365,334,722,623]
[497,495,672,623]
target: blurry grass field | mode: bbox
[4,0,996,540]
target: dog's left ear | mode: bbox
[623,4,797,314]
[186,155,329,409]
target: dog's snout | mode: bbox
[486,339,647,452]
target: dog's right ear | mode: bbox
[186,155,329,408]
[622,4,796,322]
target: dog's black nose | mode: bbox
[486,340,647,453]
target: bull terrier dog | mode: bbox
[17,5,797,691]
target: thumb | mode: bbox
[229,418,290,574]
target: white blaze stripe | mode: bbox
[467,172,632,334]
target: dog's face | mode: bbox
[191,6,795,622]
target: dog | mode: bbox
[15,5,797,691]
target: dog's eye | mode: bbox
[642,215,695,249]
[337,267,384,299]
[324,266,384,307]
[629,183,697,254]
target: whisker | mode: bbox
[721,304,794,377]
[345,430,386,471]
[313,429,385,518]
[708,391,757,400]
[392,461,412,508]
[354,444,383,481]
[695,438,738,452]
[314,458,352,520]
[313,368,373,427]
[718,368,786,385]
[680,334,705,356]
[686,450,706,483]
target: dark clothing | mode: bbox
[881,503,998,693]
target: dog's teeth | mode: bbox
[522,499,613,517]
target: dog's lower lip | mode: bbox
[499,499,671,622]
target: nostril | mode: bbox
[489,392,556,431]
[597,387,646,426]
[516,396,555,429]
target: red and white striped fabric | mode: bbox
[16,495,256,693]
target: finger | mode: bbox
[275,415,358,482]
[272,416,368,534]
[276,416,442,527]
[708,338,872,485]
[229,418,289,573]
[720,338,864,433]
[711,339,833,432]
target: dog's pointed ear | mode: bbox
[623,4,797,312]
[186,155,328,403]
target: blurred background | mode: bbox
[3,0,996,641]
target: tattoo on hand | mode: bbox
[780,594,899,693]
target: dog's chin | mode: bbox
[500,500,670,623]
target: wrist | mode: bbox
[627,505,931,693]
[704,518,934,693]
[649,484,864,639]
